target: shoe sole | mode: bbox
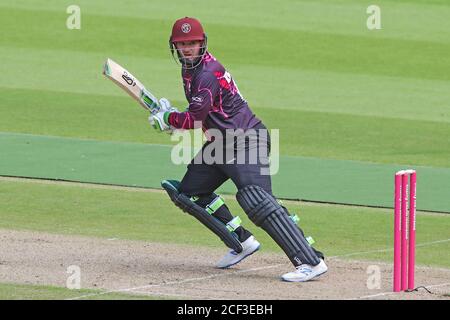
[281,269,328,282]
[216,245,260,269]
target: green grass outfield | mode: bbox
[0,282,166,300]
[1,179,448,268]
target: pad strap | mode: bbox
[205,196,225,214]
[226,216,242,232]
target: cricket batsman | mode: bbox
[149,17,328,281]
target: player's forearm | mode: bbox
[167,111,196,129]
[168,104,210,129]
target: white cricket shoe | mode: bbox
[216,236,260,269]
[281,259,328,282]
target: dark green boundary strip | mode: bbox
[1,133,449,213]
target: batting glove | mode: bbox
[149,111,172,133]
[159,98,179,113]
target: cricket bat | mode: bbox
[102,58,161,115]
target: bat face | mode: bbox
[103,58,160,114]
[121,71,136,87]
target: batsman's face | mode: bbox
[175,40,203,61]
